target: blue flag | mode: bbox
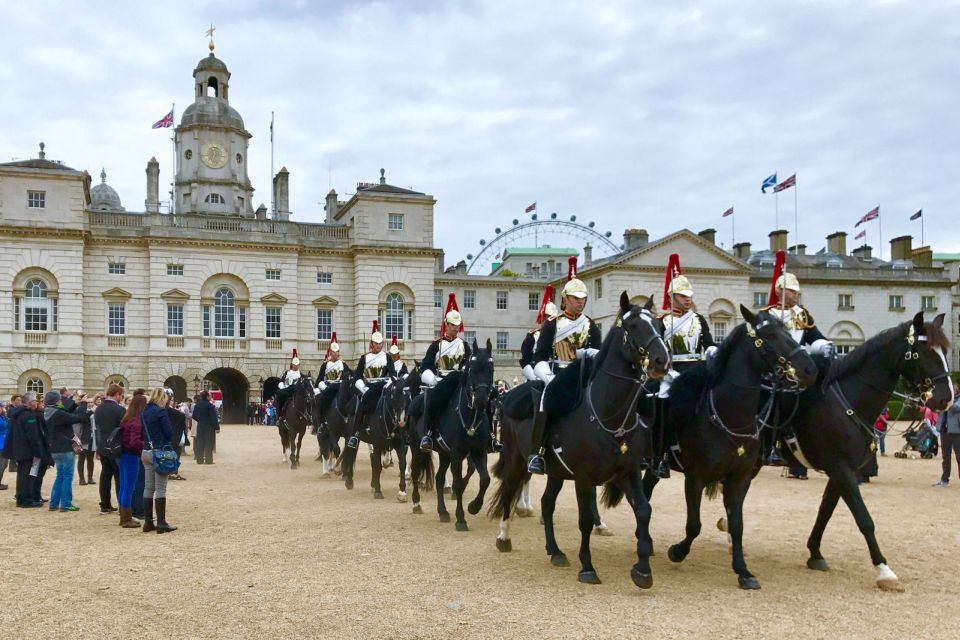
[761,173,777,194]
[910,209,922,221]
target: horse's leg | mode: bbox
[370,441,384,499]
[467,451,490,516]
[590,486,613,536]
[574,479,600,584]
[518,476,534,517]
[452,453,469,531]
[667,474,703,564]
[411,449,423,513]
[279,425,289,463]
[621,471,653,589]
[641,467,660,501]
[435,453,451,522]
[395,440,408,502]
[806,475,843,572]
[833,467,898,589]
[722,477,760,590]
[295,430,305,468]
[542,476,568,566]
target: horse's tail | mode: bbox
[488,417,526,520]
[600,481,625,509]
[412,448,435,491]
[704,481,721,500]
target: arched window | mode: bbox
[205,193,224,204]
[26,377,44,394]
[215,288,235,337]
[384,292,404,340]
[24,278,50,331]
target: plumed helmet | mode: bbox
[535,284,557,324]
[768,250,800,305]
[441,293,464,333]
[544,301,559,320]
[662,253,693,309]
[326,332,340,358]
[388,335,400,355]
[370,320,384,344]
[776,273,801,292]
[561,257,588,299]
[668,274,694,298]
[290,348,300,367]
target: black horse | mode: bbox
[642,307,818,589]
[491,292,670,588]
[312,366,356,478]
[782,312,953,589]
[281,374,314,470]
[410,339,495,531]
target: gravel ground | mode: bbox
[2,423,958,639]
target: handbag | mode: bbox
[102,426,123,459]
[143,411,181,476]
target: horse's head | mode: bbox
[617,291,670,380]
[386,375,411,427]
[740,306,818,388]
[902,312,954,411]
[466,338,495,412]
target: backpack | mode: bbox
[102,426,123,460]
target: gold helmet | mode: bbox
[775,272,801,292]
[290,348,300,367]
[561,257,588,299]
[668,274,693,298]
[388,335,400,355]
[326,332,340,359]
[441,293,464,333]
[370,320,384,344]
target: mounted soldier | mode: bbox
[386,335,408,380]
[519,284,559,382]
[347,321,389,450]
[315,332,346,436]
[419,293,471,452]
[275,348,302,425]
[527,256,602,474]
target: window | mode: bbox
[836,344,854,356]
[265,308,282,339]
[27,190,45,208]
[317,272,332,284]
[385,292,404,340]
[388,213,404,230]
[166,304,184,336]
[167,264,184,276]
[838,294,853,310]
[496,291,508,310]
[205,193,224,204]
[238,306,246,339]
[496,331,509,350]
[595,278,603,299]
[713,321,727,341]
[202,305,210,338]
[265,269,281,281]
[528,292,539,311]
[108,262,126,275]
[23,279,50,332]
[26,377,44,394]
[107,303,125,335]
[464,290,476,309]
[316,309,332,340]
[753,292,767,307]
[434,289,443,308]
[214,288,235,337]
[464,330,477,344]
[13,297,20,330]
[889,295,904,310]
[921,296,937,311]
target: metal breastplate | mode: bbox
[437,339,465,372]
[364,353,387,379]
[325,362,343,381]
[769,306,806,343]
[553,316,589,362]
[665,312,703,361]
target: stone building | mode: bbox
[1,49,955,421]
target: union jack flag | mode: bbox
[855,206,879,227]
[854,229,866,240]
[910,209,923,221]
[525,201,537,213]
[722,207,734,218]
[151,109,174,129]
[773,173,796,193]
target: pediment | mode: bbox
[611,230,751,272]
[160,288,190,301]
[101,287,132,300]
[260,292,289,305]
[312,295,339,308]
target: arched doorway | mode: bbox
[164,376,188,403]
[262,376,281,404]
[205,368,249,424]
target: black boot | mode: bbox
[488,437,503,453]
[142,498,156,533]
[526,402,548,475]
[654,457,671,479]
[346,435,359,449]
[155,498,177,533]
[420,432,433,452]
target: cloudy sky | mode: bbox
[2,0,957,266]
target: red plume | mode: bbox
[567,256,578,281]
[536,284,555,324]
[371,320,379,336]
[440,292,464,333]
[325,332,337,359]
[290,348,299,370]
[662,253,682,310]
[768,250,787,306]
[391,335,398,348]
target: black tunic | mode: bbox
[420,338,471,375]
[532,315,602,366]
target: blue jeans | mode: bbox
[878,432,886,455]
[49,452,76,509]
[118,453,140,508]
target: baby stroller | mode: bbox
[894,422,939,459]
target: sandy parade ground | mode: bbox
[2,422,959,640]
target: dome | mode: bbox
[195,53,228,73]
[90,169,124,211]
[180,97,245,130]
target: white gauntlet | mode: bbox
[576,348,599,360]
[420,369,438,387]
[705,346,718,360]
[533,360,555,384]
[355,380,368,395]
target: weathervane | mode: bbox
[206,24,216,51]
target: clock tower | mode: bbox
[175,44,254,216]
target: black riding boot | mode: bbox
[142,498,156,533]
[346,410,363,450]
[526,407,548,475]
[419,388,433,452]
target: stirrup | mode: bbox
[654,460,671,479]
[526,454,545,475]
[764,447,787,467]
[489,438,503,453]
[419,435,433,453]
[346,436,359,450]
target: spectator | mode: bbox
[165,390,188,481]
[94,384,125,514]
[118,394,146,528]
[933,392,960,488]
[77,393,99,485]
[43,390,89,512]
[7,395,21,475]
[0,403,8,490]
[141,388,177,533]
[193,390,220,464]
[875,406,890,456]
[3,392,44,507]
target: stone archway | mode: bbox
[164,376,188,403]
[205,367,249,424]
[262,376,282,404]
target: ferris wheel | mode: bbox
[465,212,622,275]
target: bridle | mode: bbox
[460,360,492,437]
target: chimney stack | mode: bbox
[826,231,847,256]
[623,228,648,251]
[698,228,716,245]
[788,244,807,256]
[583,243,593,266]
[852,245,872,260]
[325,189,339,223]
[769,229,788,252]
[890,235,913,261]
[145,157,160,213]
[733,242,752,260]
[912,246,932,267]
[255,203,267,220]
[273,167,290,221]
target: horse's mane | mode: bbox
[707,322,750,386]
[825,320,950,385]
[588,315,617,380]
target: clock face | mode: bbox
[200,143,228,169]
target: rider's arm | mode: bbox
[520,332,536,380]
[533,319,557,382]
[419,341,440,386]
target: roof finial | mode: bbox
[39,142,45,159]
[100,168,106,184]
[205,24,216,52]
[380,168,386,185]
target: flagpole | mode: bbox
[793,171,798,253]
[921,212,925,246]
[878,207,883,261]
[270,111,275,216]
[775,192,779,230]
[170,102,176,215]
[731,207,735,247]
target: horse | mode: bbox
[281,374,314,470]
[641,307,818,589]
[312,365,356,478]
[490,292,670,588]
[779,312,953,589]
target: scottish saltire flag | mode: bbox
[525,201,537,213]
[722,207,734,217]
[151,109,174,129]
[854,229,866,240]
[910,209,923,221]
[855,206,879,227]
[761,173,777,193]
[773,174,796,193]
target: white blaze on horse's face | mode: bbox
[935,347,955,400]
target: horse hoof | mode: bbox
[444,486,452,495]
[667,544,686,563]
[438,512,451,523]
[373,491,384,500]
[496,538,512,552]
[577,571,601,585]
[455,521,469,532]
[320,472,331,479]
[412,504,423,514]
[550,554,569,567]
[875,563,901,591]
[738,575,761,590]
[717,517,728,532]
[631,566,653,589]
[345,478,354,490]
[593,524,614,537]
[806,557,830,572]
[396,492,408,503]
[467,501,482,515]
